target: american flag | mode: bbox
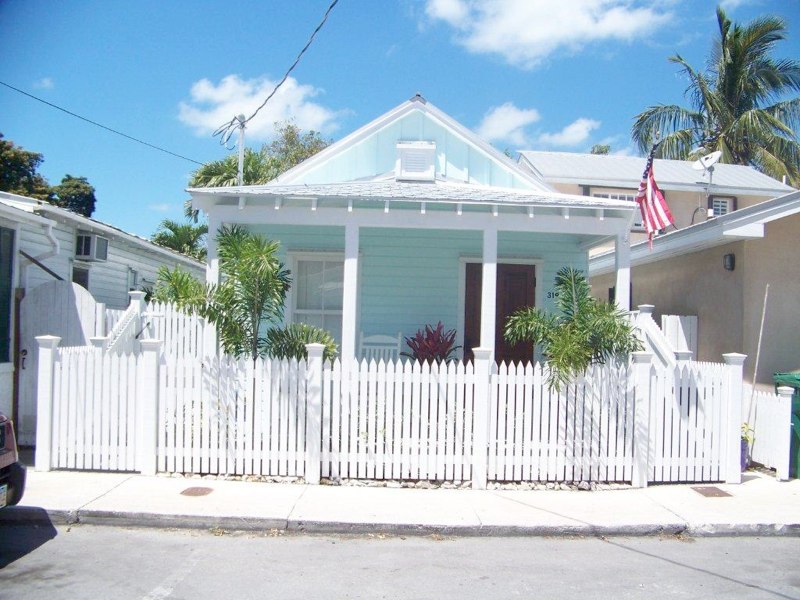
[635,148,674,246]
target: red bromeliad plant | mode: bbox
[401,322,461,364]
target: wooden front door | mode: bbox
[464,263,535,364]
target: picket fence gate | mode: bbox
[747,386,794,480]
[34,334,749,488]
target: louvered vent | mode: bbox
[396,141,436,182]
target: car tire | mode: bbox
[7,462,26,506]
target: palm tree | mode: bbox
[151,219,208,261]
[504,267,642,391]
[632,7,800,185]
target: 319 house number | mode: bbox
[546,291,560,299]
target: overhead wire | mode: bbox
[0,80,204,165]
[213,0,340,145]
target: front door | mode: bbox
[464,263,535,364]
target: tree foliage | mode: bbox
[151,219,208,261]
[1,134,100,212]
[504,267,642,391]
[188,121,329,189]
[0,133,54,201]
[184,121,330,220]
[52,175,96,217]
[591,144,611,155]
[631,7,800,185]
[152,226,338,362]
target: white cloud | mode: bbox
[33,77,54,90]
[476,102,540,145]
[148,203,172,213]
[424,0,672,69]
[719,0,754,9]
[178,74,343,141]
[538,118,601,147]
[425,0,470,26]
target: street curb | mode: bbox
[2,506,799,537]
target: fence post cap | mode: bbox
[722,352,747,365]
[776,385,795,397]
[89,336,110,349]
[35,335,61,348]
[631,351,653,364]
[637,304,655,314]
[472,347,493,361]
[305,343,325,358]
[139,339,163,351]
[128,290,146,301]
[674,350,693,361]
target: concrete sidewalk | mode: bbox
[2,469,799,536]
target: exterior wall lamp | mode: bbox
[723,253,735,271]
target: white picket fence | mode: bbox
[34,333,752,488]
[748,386,793,480]
[158,355,309,477]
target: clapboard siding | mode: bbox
[18,218,204,309]
[290,110,530,189]
[246,224,586,343]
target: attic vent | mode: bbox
[396,141,436,182]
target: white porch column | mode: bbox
[341,223,359,365]
[480,227,498,359]
[205,214,220,285]
[203,215,220,358]
[614,232,631,311]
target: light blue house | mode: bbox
[190,95,636,364]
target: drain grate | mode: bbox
[691,486,732,498]
[181,486,214,497]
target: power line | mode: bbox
[214,0,340,145]
[0,80,204,165]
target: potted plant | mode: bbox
[741,423,755,471]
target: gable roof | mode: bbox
[519,151,795,197]
[589,189,800,276]
[0,191,204,268]
[271,94,552,192]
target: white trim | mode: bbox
[207,204,630,239]
[284,251,346,328]
[456,255,543,360]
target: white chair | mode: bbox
[359,332,403,362]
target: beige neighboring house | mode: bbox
[518,151,798,386]
[518,151,794,254]
[0,191,205,426]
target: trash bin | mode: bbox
[773,370,800,479]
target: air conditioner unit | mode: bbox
[396,141,436,182]
[75,232,109,261]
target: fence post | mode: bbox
[137,339,163,476]
[631,351,653,488]
[90,336,110,351]
[305,343,325,485]
[674,350,693,364]
[722,353,747,484]
[775,386,794,481]
[34,335,61,472]
[472,347,493,490]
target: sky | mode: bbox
[1,0,798,238]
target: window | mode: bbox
[72,265,90,290]
[292,257,344,343]
[593,191,644,231]
[0,227,14,363]
[709,195,737,217]
[75,232,109,261]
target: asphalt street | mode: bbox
[1,523,799,599]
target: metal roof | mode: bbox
[518,151,795,196]
[0,191,204,268]
[189,179,635,211]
